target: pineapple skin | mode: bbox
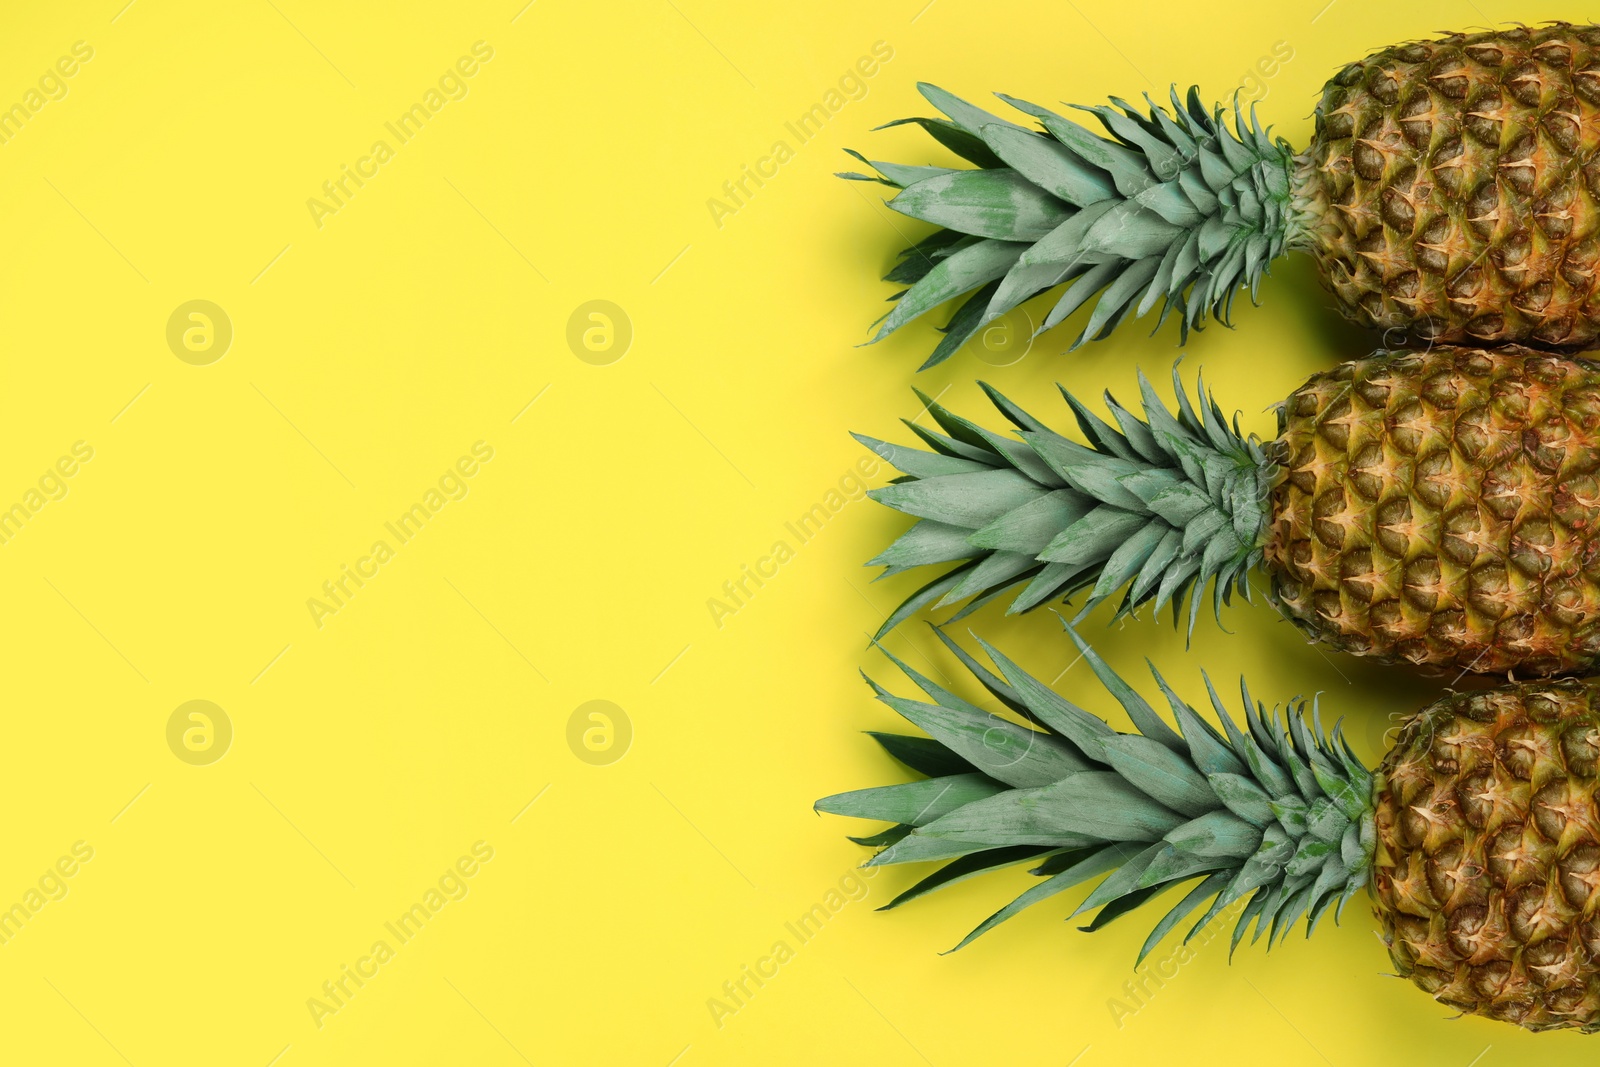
[1373,680,1600,1031]
[1265,346,1600,675]
[1294,23,1600,347]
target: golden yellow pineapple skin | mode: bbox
[1374,680,1600,1031]
[1266,347,1600,675]
[1295,23,1600,347]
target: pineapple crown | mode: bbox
[862,366,1273,640]
[816,624,1376,960]
[841,83,1300,368]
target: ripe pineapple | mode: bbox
[864,346,1600,676]
[846,23,1600,368]
[817,629,1600,1031]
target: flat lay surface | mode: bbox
[0,1,1592,1064]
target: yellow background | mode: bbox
[0,0,1587,1064]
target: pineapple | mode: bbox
[817,628,1600,1031]
[864,345,1600,676]
[846,23,1600,368]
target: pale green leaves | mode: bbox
[814,773,1005,825]
[870,238,1028,341]
[979,122,1117,206]
[889,171,1071,242]
[862,676,1089,790]
[1102,735,1215,817]
[869,468,1048,528]
[845,83,1300,367]
[818,632,1377,960]
[863,366,1275,643]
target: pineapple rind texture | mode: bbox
[1298,23,1600,347]
[1374,679,1600,1031]
[846,85,1298,367]
[818,629,1375,959]
[1267,346,1600,675]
